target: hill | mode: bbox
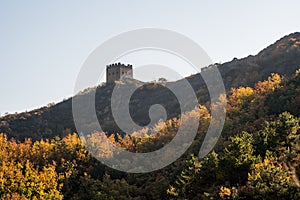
[2,67,300,199]
[1,32,300,141]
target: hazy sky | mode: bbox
[1,0,300,114]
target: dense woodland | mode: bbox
[1,33,300,199]
[1,70,300,199]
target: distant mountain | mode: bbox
[1,32,300,141]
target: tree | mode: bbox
[256,112,300,160]
[167,152,219,199]
[255,112,300,188]
[246,151,298,199]
[220,132,258,185]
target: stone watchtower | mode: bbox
[106,63,133,83]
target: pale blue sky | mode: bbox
[0,0,299,114]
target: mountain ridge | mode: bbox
[1,32,300,141]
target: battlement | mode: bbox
[107,62,133,69]
[106,63,133,83]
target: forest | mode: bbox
[2,69,300,199]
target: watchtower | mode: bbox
[106,63,133,83]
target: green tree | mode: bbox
[168,152,219,199]
[220,132,258,185]
[256,112,300,160]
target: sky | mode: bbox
[0,0,300,115]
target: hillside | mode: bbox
[1,32,300,141]
[2,65,300,199]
